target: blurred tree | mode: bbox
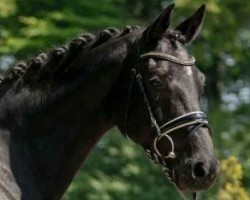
[216,156,250,200]
[126,0,161,19]
[0,0,250,199]
[0,0,16,18]
[0,0,127,58]
[170,0,250,109]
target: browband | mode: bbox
[140,51,196,66]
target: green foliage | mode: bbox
[0,0,127,58]
[1,0,250,199]
[209,103,250,189]
[216,156,249,200]
[0,0,16,18]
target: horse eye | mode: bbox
[149,77,162,88]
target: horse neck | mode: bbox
[0,30,141,200]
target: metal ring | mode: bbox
[153,134,176,159]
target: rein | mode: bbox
[125,51,211,200]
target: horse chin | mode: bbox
[172,168,217,193]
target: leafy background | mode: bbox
[0,0,250,199]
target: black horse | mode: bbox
[0,4,219,200]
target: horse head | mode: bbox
[114,4,219,196]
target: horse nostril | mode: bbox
[193,162,206,178]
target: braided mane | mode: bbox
[0,25,140,91]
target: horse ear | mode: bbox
[175,4,206,45]
[144,4,175,41]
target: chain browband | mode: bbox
[140,51,196,66]
[125,51,211,200]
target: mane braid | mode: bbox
[0,25,141,92]
[166,30,186,44]
[3,61,28,81]
[91,27,120,48]
[22,52,50,86]
[0,61,29,99]
[119,25,140,37]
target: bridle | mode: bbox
[124,51,212,200]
